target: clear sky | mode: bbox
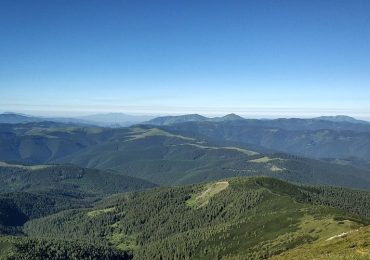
[1,0,370,118]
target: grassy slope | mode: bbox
[186,181,229,208]
[0,237,14,258]
[21,177,369,259]
[272,226,370,260]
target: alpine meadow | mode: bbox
[1,1,370,259]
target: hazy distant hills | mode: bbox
[76,113,154,126]
[146,113,370,131]
[0,112,96,126]
[0,112,154,127]
[315,115,370,125]
[0,113,44,124]
[144,114,208,125]
[3,111,370,129]
[145,113,245,125]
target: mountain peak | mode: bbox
[209,113,245,122]
[222,113,244,120]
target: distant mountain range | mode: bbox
[145,113,370,126]
[77,113,154,126]
[144,113,246,125]
[0,113,44,124]
[314,115,370,125]
[2,112,369,127]
[0,112,155,127]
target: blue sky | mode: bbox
[1,0,370,118]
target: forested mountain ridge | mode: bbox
[0,122,120,163]
[0,162,156,237]
[1,123,370,190]
[0,162,156,195]
[162,120,370,162]
[0,191,92,235]
[3,118,370,165]
[2,176,369,259]
[146,113,370,131]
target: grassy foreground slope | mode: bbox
[18,177,370,259]
[272,226,370,260]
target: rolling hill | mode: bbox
[0,162,156,236]
[2,176,369,259]
[0,162,156,195]
[0,122,122,163]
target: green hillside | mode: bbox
[56,127,370,190]
[2,123,370,190]
[0,162,156,195]
[0,177,365,259]
[0,162,156,237]
[0,191,91,235]
[0,236,132,259]
[163,119,370,163]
